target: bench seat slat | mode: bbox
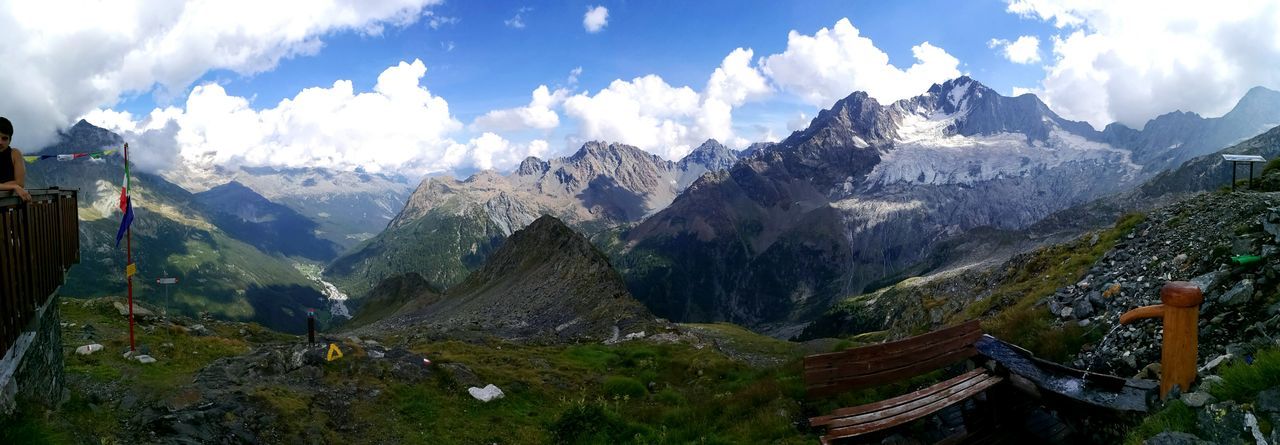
[822,373,1003,441]
[808,368,988,426]
[821,372,1000,430]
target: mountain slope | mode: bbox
[617,77,1153,332]
[162,164,415,251]
[1102,86,1280,171]
[192,181,341,261]
[324,139,740,297]
[364,215,656,343]
[24,121,329,333]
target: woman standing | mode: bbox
[0,117,31,202]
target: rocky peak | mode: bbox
[678,139,738,173]
[36,119,124,155]
[922,76,995,115]
[515,156,549,176]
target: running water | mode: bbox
[1084,322,1125,379]
[294,262,353,319]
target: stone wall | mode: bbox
[0,293,66,415]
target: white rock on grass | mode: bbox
[468,384,505,402]
[75,344,103,355]
[133,354,157,364]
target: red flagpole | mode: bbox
[125,142,135,352]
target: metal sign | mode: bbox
[156,277,178,285]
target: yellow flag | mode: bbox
[125,263,137,278]
[326,343,343,361]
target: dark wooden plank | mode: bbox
[804,321,981,366]
[808,369,989,426]
[821,373,1001,430]
[0,210,13,354]
[807,346,980,397]
[822,375,1002,441]
[804,330,983,382]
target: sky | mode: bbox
[4,0,1280,179]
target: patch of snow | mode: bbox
[866,125,1141,186]
[947,79,973,109]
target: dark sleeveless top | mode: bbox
[0,148,14,184]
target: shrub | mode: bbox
[548,402,645,445]
[1209,347,1280,402]
[603,375,647,399]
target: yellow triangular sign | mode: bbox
[326,343,343,361]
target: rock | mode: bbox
[1197,401,1248,444]
[368,350,385,359]
[1179,391,1215,408]
[1073,299,1094,319]
[1103,283,1123,298]
[1257,387,1280,414]
[1265,218,1280,242]
[1200,354,1234,373]
[76,344,103,355]
[134,354,157,364]
[1059,307,1074,319]
[467,384,505,402]
[1088,291,1106,309]
[1172,253,1188,265]
[113,301,154,318]
[188,324,212,336]
[1246,413,1268,444]
[1190,272,1224,293]
[1136,363,1162,380]
[1143,431,1212,445]
[1090,233,1100,246]
[1218,280,1254,306]
[1197,375,1225,393]
[1232,237,1255,255]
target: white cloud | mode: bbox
[85,60,545,176]
[760,18,962,107]
[787,113,811,132]
[425,11,459,29]
[505,7,531,29]
[568,66,584,86]
[471,85,569,132]
[1007,0,1280,128]
[988,35,1042,64]
[0,0,442,150]
[561,48,770,160]
[583,6,609,33]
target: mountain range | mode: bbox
[615,77,1280,335]
[323,139,743,297]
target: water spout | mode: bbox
[1117,282,1203,400]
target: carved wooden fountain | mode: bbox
[1118,281,1204,399]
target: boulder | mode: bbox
[75,344,103,355]
[467,384,505,402]
[1197,401,1248,444]
[1072,299,1095,319]
[1218,280,1254,306]
[1179,391,1214,408]
[1257,387,1280,414]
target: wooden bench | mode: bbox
[804,320,1003,444]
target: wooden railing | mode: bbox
[0,188,79,358]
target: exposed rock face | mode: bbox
[619,77,1146,330]
[325,140,739,297]
[365,215,656,343]
[1103,86,1280,172]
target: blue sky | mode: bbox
[10,0,1279,177]
[147,0,1048,129]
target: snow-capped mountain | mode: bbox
[617,76,1279,333]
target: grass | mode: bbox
[1123,400,1198,445]
[1208,347,1280,402]
[36,297,823,444]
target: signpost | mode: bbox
[1223,154,1267,190]
[155,274,179,308]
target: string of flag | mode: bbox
[23,149,117,163]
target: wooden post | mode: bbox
[1119,281,1203,399]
